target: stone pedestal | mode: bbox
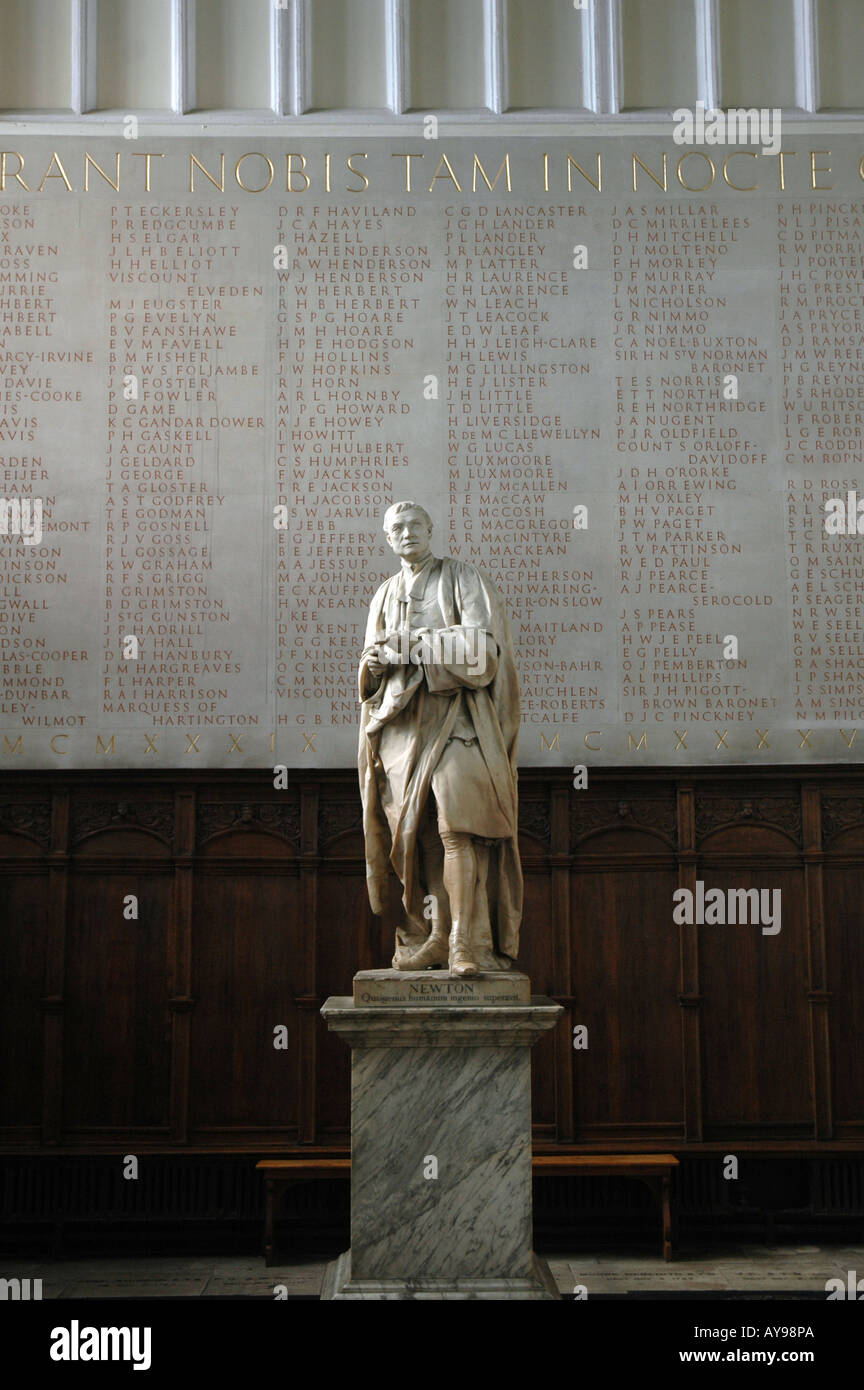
[320,970,563,1300]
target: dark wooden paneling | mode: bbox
[64,857,173,1132]
[0,862,47,1133]
[823,814,864,1135]
[571,858,682,1134]
[699,862,810,1133]
[190,865,302,1135]
[0,767,862,1154]
[694,790,811,1137]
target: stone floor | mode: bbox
[5,1244,862,1298]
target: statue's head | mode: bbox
[383,501,433,564]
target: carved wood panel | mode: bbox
[0,768,861,1151]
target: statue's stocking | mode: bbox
[393,814,451,969]
[440,830,479,976]
[470,842,498,969]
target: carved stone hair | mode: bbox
[382,501,433,534]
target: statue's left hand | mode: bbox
[378,628,414,664]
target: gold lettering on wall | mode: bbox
[234,152,274,193]
[676,150,715,192]
[285,153,310,192]
[0,146,855,197]
[130,152,164,192]
[0,151,29,191]
[632,153,668,192]
[346,153,369,191]
[776,150,796,191]
[472,153,512,193]
[567,154,602,192]
[37,152,73,192]
[190,153,226,192]
[84,152,121,192]
[427,153,461,192]
[810,150,832,190]
[391,152,423,191]
[722,150,758,191]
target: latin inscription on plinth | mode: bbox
[353,969,531,1006]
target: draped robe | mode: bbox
[358,555,523,962]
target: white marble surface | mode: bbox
[6,135,864,770]
[351,1041,531,1280]
[320,978,562,1299]
[320,997,562,1047]
[321,1250,560,1300]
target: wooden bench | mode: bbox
[256,1159,350,1265]
[256,1153,679,1265]
[532,1154,679,1261]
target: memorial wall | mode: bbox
[2,133,864,768]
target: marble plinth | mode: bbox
[320,979,563,1300]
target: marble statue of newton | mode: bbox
[358,502,523,977]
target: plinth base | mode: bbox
[320,978,563,1301]
[320,1249,560,1301]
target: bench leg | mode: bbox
[641,1177,674,1261]
[661,1175,674,1262]
[264,1179,275,1266]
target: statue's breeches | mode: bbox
[428,738,511,838]
[375,699,510,842]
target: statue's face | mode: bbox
[385,510,432,563]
